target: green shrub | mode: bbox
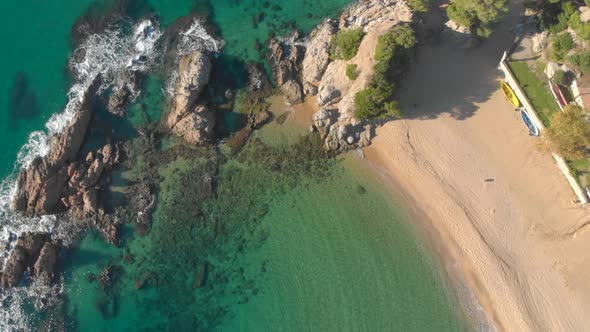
[569,12,590,41]
[552,69,567,85]
[374,25,417,63]
[346,64,359,80]
[354,86,401,120]
[551,32,574,61]
[446,0,508,38]
[354,24,416,120]
[408,0,430,12]
[569,52,590,73]
[329,28,365,60]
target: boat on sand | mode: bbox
[501,80,520,107]
[520,107,539,136]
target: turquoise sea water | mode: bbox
[0,1,470,331]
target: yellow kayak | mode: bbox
[501,80,520,107]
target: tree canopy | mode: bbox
[329,28,365,60]
[543,104,590,159]
[407,0,430,13]
[354,24,416,120]
[447,0,509,38]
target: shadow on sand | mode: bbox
[398,2,528,122]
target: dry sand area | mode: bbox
[365,2,590,331]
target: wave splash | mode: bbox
[165,18,224,96]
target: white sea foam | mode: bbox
[178,19,224,55]
[0,277,65,331]
[0,18,163,331]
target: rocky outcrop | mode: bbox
[1,245,27,288]
[62,143,121,219]
[1,233,58,289]
[169,105,215,145]
[301,20,336,95]
[169,51,212,125]
[339,0,413,30]
[268,34,304,104]
[302,0,412,152]
[11,78,101,216]
[33,242,58,285]
[165,51,215,145]
[312,108,374,152]
[246,63,271,99]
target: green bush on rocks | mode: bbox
[329,28,365,60]
[354,24,416,120]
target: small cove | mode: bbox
[0,1,471,331]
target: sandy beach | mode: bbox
[363,2,590,331]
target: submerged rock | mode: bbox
[193,261,209,288]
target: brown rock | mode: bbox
[268,36,304,105]
[33,242,58,285]
[1,233,56,289]
[170,105,215,145]
[0,246,27,288]
[165,51,215,145]
[10,78,101,216]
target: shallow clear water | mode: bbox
[0,1,470,331]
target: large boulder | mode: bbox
[33,242,58,285]
[169,51,212,124]
[166,51,215,144]
[0,246,27,288]
[64,143,120,219]
[301,20,337,93]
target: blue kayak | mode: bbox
[520,108,539,136]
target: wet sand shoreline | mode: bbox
[362,2,590,329]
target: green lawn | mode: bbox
[508,61,560,127]
[567,158,590,187]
